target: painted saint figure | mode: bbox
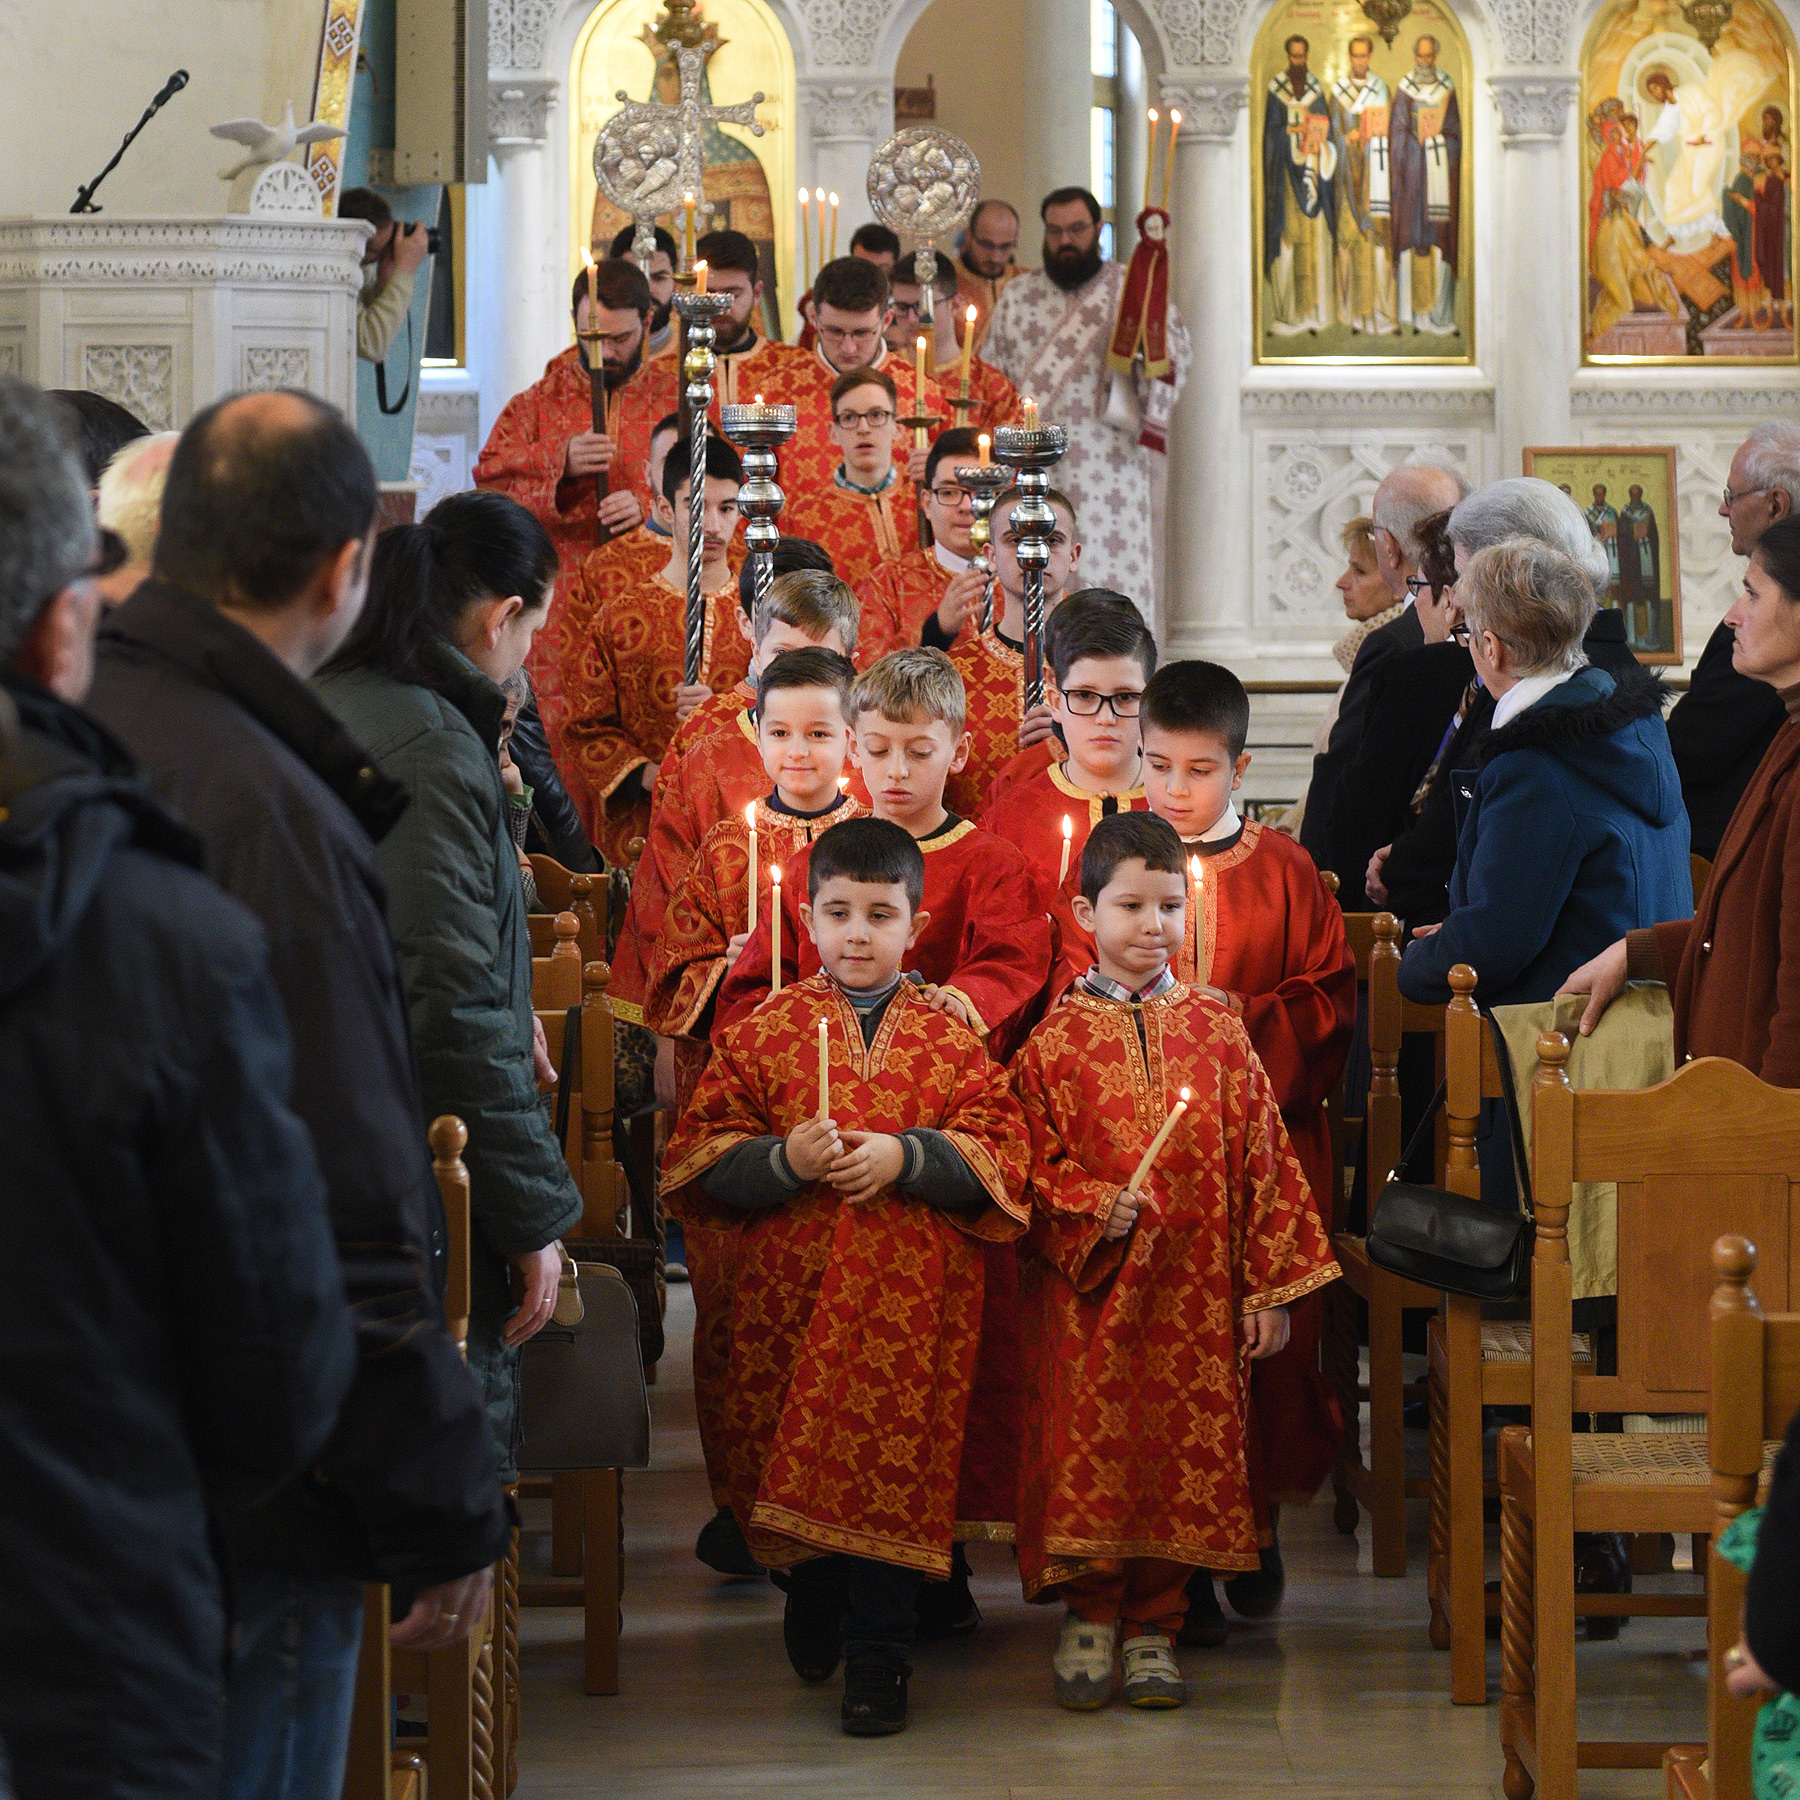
[1329,35,1396,334]
[1263,34,1338,334]
[1586,483,1622,596]
[1389,35,1461,334]
[1617,483,1661,648]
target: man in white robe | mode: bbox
[983,186,1191,614]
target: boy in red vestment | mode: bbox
[643,648,866,1574]
[559,435,748,867]
[781,367,920,596]
[1139,660,1355,1637]
[981,591,1155,991]
[793,223,899,354]
[1013,812,1339,1711]
[888,250,1022,436]
[473,261,675,582]
[684,230,815,411]
[662,818,1031,1737]
[944,486,1084,818]
[856,427,989,662]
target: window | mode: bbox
[1091,0,1117,76]
[421,185,466,368]
[1091,0,1121,255]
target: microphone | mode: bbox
[70,69,191,212]
[155,70,191,105]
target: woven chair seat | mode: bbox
[1480,1321,1593,1364]
[1568,1434,1779,1487]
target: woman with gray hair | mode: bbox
[1397,538,1689,1009]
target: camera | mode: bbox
[423,225,443,256]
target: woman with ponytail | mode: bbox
[317,490,583,1473]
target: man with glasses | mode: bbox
[475,258,677,598]
[855,426,989,662]
[782,366,921,596]
[796,222,898,353]
[685,229,812,408]
[957,198,1026,354]
[1664,421,1800,855]
[984,188,1191,608]
[887,250,1020,434]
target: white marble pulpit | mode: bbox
[0,216,368,429]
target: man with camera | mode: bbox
[338,187,433,365]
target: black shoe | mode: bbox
[841,1650,910,1736]
[915,1545,981,1640]
[1223,1539,1285,1620]
[695,1506,762,1578]
[784,1583,845,1684]
[1575,1532,1631,1641]
[1177,1570,1228,1647]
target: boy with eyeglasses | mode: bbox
[782,367,921,594]
[1138,660,1355,1640]
[982,590,1155,996]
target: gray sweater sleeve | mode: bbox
[701,1135,803,1211]
[897,1128,989,1213]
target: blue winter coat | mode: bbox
[1399,663,1691,1008]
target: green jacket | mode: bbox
[315,642,582,1268]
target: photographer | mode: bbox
[339,186,432,365]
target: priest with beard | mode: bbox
[609,221,678,360]
[474,258,677,600]
[685,228,813,409]
[983,187,1191,611]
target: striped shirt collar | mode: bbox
[1080,963,1178,1005]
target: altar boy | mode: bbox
[1139,660,1355,1633]
[662,818,1030,1738]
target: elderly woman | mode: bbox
[1563,513,1800,1083]
[1372,478,1640,925]
[1398,538,1690,1009]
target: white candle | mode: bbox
[1189,855,1202,979]
[771,864,782,995]
[745,803,758,933]
[1058,814,1073,888]
[1127,1086,1191,1195]
[818,1016,830,1119]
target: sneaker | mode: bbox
[1121,1634,1187,1709]
[1176,1571,1228,1647]
[841,1650,910,1736]
[915,1546,981,1639]
[1052,1613,1116,1711]
[1223,1538,1285,1619]
[783,1583,844,1684]
[695,1506,762,1579]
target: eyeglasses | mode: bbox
[889,298,922,319]
[1723,484,1769,508]
[817,325,884,351]
[833,407,894,429]
[1449,622,1472,646]
[928,485,972,506]
[1061,688,1143,718]
[1405,574,1434,597]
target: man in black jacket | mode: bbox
[0,376,356,1800]
[86,390,510,1800]
[1664,422,1800,858]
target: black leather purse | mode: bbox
[1365,1063,1534,1302]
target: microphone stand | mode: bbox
[71,71,190,214]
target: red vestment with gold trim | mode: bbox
[980,762,1148,998]
[662,977,1031,1574]
[781,475,921,595]
[945,621,1029,822]
[986,738,1058,809]
[1176,819,1355,1511]
[1013,984,1339,1593]
[558,568,750,869]
[855,546,956,665]
[956,263,1026,357]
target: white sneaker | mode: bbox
[1052,1612,1115,1710]
[1121,1633,1187,1708]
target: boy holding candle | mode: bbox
[1138,660,1355,1632]
[662,817,1031,1736]
[886,251,1021,435]
[1011,810,1339,1710]
[980,590,1156,992]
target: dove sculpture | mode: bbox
[211,100,345,183]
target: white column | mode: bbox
[1018,0,1094,211]
[1490,75,1580,468]
[480,77,561,438]
[800,81,892,243]
[1161,76,1250,654]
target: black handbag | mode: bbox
[517,1262,652,1473]
[1365,1050,1534,1301]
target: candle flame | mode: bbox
[1170,107,1182,124]
[772,864,782,884]
[745,802,756,827]
[1061,814,1073,840]
[683,189,694,203]
[1148,106,1159,122]
[966,303,977,323]
[1190,855,1203,881]
[829,190,839,206]
[754,392,764,404]
[1178,1086,1191,1103]
[580,247,596,270]
[917,333,928,349]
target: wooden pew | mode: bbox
[1497,1041,1799,1800]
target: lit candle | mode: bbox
[1144,108,1160,211]
[978,431,991,467]
[960,303,977,394]
[694,258,708,295]
[818,1016,830,1120]
[745,802,758,933]
[754,391,764,405]
[828,191,840,260]
[800,191,813,291]
[1022,395,1040,431]
[1058,814,1073,887]
[770,864,782,994]
[1162,109,1182,211]
[815,188,826,264]
[1126,1086,1191,1196]
[682,190,697,265]
[581,247,599,317]
[914,332,927,402]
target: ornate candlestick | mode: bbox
[720,398,799,614]
[991,420,1068,711]
[953,461,1009,636]
[671,288,733,686]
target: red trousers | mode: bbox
[1049,1557,1192,1640]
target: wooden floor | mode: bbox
[512,1288,1706,1797]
